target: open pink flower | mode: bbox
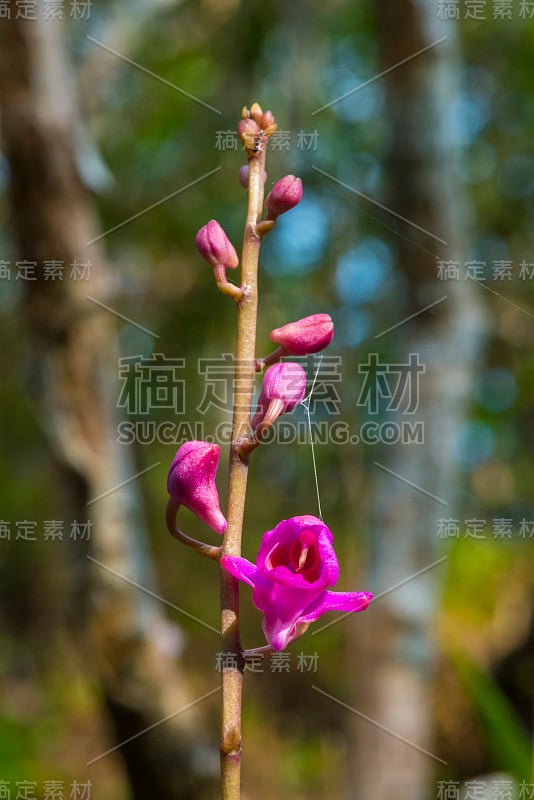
[167,441,227,534]
[220,515,372,650]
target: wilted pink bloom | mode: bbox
[265,175,303,221]
[195,220,239,270]
[270,313,334,356]
[251,362,307,431]
[221,515,372,650]
[167,441,227,534]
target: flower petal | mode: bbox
[220,555,259,589]
[297,590,373,625]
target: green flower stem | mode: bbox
[165,499,222,560]
[238,405,284,460]
[220,142,267,800]
[255,346,285,371]
[213,264,243,301]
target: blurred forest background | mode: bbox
[0,0,533,798]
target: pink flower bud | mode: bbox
[195,220,238,270]
[270,314,334,356]
[167,441,227,534]
[265,175,303,221]
[221,515,372,650]
[237,118,260,150]
[238,165,249,189]
[251,362,307,430]
[242,104,277,135]
[260,110,275,130]
[249,102,263,125]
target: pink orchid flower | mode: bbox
[221,515,372,650]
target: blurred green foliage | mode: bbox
[451,650,532,782]
[1,0,533,796]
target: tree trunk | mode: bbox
[348,5,487,799]
[0,16,217,800]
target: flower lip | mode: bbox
[265,529,322,583]
[257,515,337,588]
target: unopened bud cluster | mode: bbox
[237,102,278,153]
